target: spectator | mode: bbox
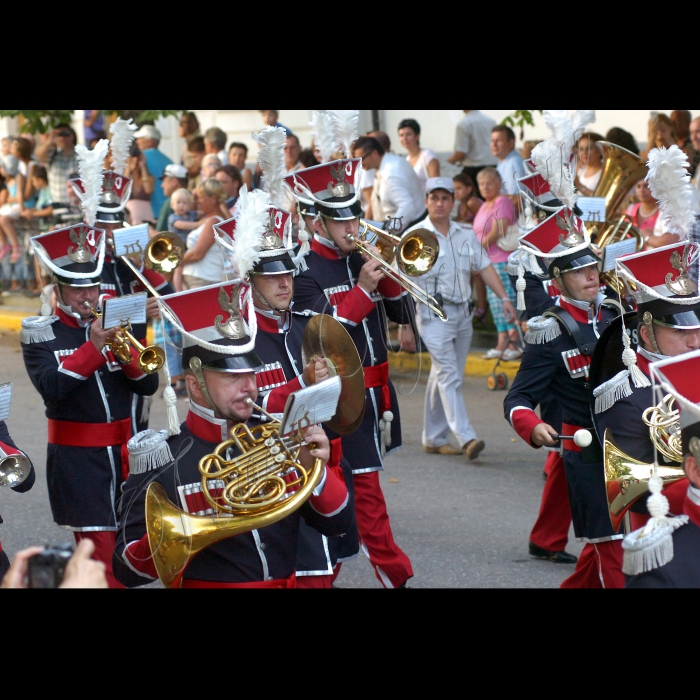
[204,126,229,165]
[215,164,242,212]
[641,113,676,160]
[124,144,156,225]
[134,124,173,218]
[181,178,228,289]
[368,130,392,154]
[520,140,543,162]
[0,155,24,265]
[626,178,660,246]
[605,127,639,155]
[259,110,292,135]
[284,134,303,175]
[299,148,320,169]
[228,142,254,191]
[447,110,498,197]
[155,163,189,232]
[671,110,697,167]
[186,135,206,191]
[473,167,520,361]
[0,137,10,157]
[11,137,38,210]
[352,135,426,233]
[20,165,52,226]
[398,118,440,193]
[491,124,527,198]
[453,172,484,225]
[34,124,79,207]
[575,132,605,197]
[178,111,200,165]
[168,188,201,235]
[690,117,700,190]
[201,153,223,181]
[83,110,106,148]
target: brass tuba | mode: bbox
[145,411,325,588]
[144,232,185,275]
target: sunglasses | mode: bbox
[57,130,72,138]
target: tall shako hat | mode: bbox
[620,350,700,576]
[285,110,362,222]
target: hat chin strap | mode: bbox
[319,217,340,250]
[189,357,221,416]
[642,312,661,354]
[251,279,288,316]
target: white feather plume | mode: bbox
[252,126,287,209]
[230,186,271,279]
[310,111,336,164]
[328,110,359,159]
[109,118,137,176]
[531,139,578,209]
[646,146,696,239]
[75,139,110,227]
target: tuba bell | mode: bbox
[145,232,185,275]
[145,409,325,588]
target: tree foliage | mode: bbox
[501,110,543,139]
[0,110,187,134]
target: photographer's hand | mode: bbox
[1,547,45,589]
[60,539,108,589]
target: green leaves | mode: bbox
[501,110,543,140]
[0,110,188,135]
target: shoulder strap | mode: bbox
[543,307,596,356]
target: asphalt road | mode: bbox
[0,332,584,589]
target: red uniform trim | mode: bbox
[377,276,404,300]
[559,297,602,325]
[142,268,168,292]
[309,465,349,517]
[336,286,375,325]
[56,307,85,329]
[512,408,543,447]
[364,361,391,413]
[182,575,297,589]
[311,237,341,260]
[636,351,652,377]
[125,536,158,580]
[120,345,148,380]
[562,423,583,453]
[0,440,21,457]
[186,410,227,444]
[60,341,107,378]
[48,417,131,448]
[265,377,303,413]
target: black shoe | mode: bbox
[529,542,578,565]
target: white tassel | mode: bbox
[622,331,651,388]
[40,290,53,317]
[127,430,174,476]
[379,411,394,457]
[292,230,311,272]
[160,328,181,437]
[516,263,527,312]
[593,370,633,414]
[524,317,561,345]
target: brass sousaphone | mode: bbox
[145,315,365,588]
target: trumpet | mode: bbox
[145,399,325,588]
[349,220,448,322]
[85,303,166,375]
[0,445,31,489]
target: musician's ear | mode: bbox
[184,373,201,404]
[684,453,700,489]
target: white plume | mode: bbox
[310,111,336,164]
[75,139,110,227]
[543,109,596,156]
[328,110,359,159]
[646,146,696,239]
[531,139,578,209]
[253,126,287,208]
[230,186,270,279]
[109,118,137,176]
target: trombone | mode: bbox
[119,232,185,298]
[349,220,448,322]
[85,303,166,375]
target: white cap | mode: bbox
[134,125,162,142]
[426,177,455,196]
[160,164,188,180]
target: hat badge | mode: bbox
[556,211,584,248]
[67,226,92,264]
[327,162,351,198]
[666,247,694,296]
[215,286,246,340]
[262,211,285,251]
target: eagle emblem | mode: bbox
[67,226,92,264]
[666,247,694,296]
[215,286,246,340]
[327,162,350,198]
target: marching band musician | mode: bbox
[285,153,415,590]
[0,422,35,580]
[504,208,627,588]
[112,279,353,589]
[624,350,700,588]
[591,243,700,531]
[20,224,159,588]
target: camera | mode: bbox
[27,544,74,589]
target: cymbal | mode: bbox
[302,314,366,435]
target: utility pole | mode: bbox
[372,110,381,132]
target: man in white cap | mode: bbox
[405,177,517,461]
[155,163,190,232]
[134,124,173,217]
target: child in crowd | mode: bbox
[0,155,24,264]
[20,166,53,230]
[167,188,200,234]
[0,137,10,157]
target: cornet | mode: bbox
[84,303,166,375]
[349,220,448,321]
[0,445,31,489]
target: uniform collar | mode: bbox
[636,347,669,377]
[56,306,89,329]
[558,293,605,324]
[186,401,229,443]
[255,307,290,333]
[684,486,700,527]
[312,234,343,260]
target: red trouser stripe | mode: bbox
[529,453,572,553]
[353,471,413,589]
[560,541,624,589]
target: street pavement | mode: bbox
[0,328,584,589]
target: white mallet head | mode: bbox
[574,430,593,448]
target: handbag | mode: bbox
[497,224,522,253]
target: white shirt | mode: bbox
[371,153,426,230]
[497,150,527,196]
[577,167,602,194]
[217,150,229,166]
[454,110,498,167]
[651,187,700,238]
[407,216,490,306]
[407,149,439,193]
[183,216,226,283]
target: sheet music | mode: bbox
[0,383,12,421]
[603,239,638,272]
[102,293,148,329]
[577,197,607,224]
[113,224,150,259]
[281,376,342,436]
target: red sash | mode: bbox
[562,423,584,453]
[363,361,391,413]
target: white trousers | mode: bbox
[417,302,477,449]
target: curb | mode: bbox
[389,351,521,380]
[0,311,31,334]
